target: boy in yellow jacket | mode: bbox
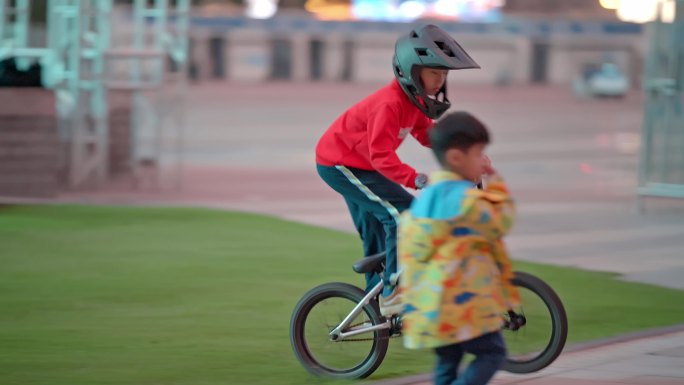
[398,111,520,385]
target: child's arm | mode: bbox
[410,118,434,148]
[461,174,514,240]
[463,175,520,308]
[492,239,521,309]
[368,104,421,188]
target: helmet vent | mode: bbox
[415,48,429,57]
[395,65,404,77]
[434,41,455,57]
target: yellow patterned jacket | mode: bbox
[398,170,520,349]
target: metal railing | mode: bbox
[637,0,684,208]
[0,0,189,190]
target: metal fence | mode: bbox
[637,0,684,208]
[0,0,189,190]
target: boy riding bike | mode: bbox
[315,24,480,315]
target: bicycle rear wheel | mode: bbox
[502,271,568,373]
[290,282,389,379]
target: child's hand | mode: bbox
[482,154,496,175]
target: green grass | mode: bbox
[1,205,683,385]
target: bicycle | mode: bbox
[290,251,568,379]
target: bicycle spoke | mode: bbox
[291,282,391,378]
[303,296,376,370]
[502,272,568,374]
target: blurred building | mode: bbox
[182,0,647,87]
[10,1,661,88]
[503,0,616,19]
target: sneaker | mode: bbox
[379,287,403,316]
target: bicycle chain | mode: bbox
[339,334,402,342]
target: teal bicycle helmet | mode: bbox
[393,24,480,119]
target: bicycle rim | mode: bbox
[502,272,568,373]
[290,282,389,379]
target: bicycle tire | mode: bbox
[502,271,568,374]
[290,282,389,379]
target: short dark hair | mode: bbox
[429,111,490,165]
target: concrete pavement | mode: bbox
[371,327,684,385]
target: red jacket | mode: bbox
[315,80,433,189]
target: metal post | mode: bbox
[0,0,30,57]
[0,0,30,58]
[105,0,188,191]
[169,0,189,190]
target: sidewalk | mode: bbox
[372,328,684,385]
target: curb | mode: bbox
[366,323,684,385]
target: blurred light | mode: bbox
[245,0,278,19]
[399,0,427,20]
[305,0,352,20]
[434,0,459,17]
[613,0,676,23]
[352,0,391,20]
[616,0,658,23]
[661,0,676,22]
[599,0,620,10]
[306,0,505,21]
[615,133,641,155]
[580,163,593,174]
[595,133,611,148]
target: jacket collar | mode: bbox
[429,170,475,186]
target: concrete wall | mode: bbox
[0,88,133,197]
[0,89,62,197]
[187,28,646,86]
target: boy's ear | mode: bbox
[445,147,464,167]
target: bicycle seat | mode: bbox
[352,252,386,274]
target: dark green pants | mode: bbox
[316,164,414,296]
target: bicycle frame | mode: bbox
[291,270,567,378]
[327,265,527,341]
[327,170,488,340]
[329,280,391,340]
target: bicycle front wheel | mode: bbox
[502,271,568,374]
[290,282,389,379]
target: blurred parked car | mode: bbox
[586,63,630,98]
